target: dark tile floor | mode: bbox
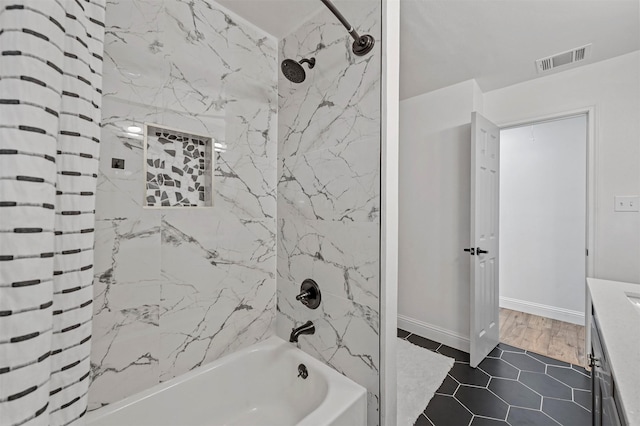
[397,329,592,426]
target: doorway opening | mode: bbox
[498,114,589,367]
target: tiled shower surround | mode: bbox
[89,0,278,410]
[276,2,382,425]
[89,0,381,423]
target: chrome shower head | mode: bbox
[281,57,316,83]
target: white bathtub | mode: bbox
[85,336,367,426]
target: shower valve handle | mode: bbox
[296,290,312,302]
[295,279,321,309]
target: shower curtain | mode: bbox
[0,1,105,425]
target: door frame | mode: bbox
[494,106,596,360]
[380,0,400,424]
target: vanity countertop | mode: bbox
[587,278,640,426]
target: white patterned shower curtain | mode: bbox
[0,1,105,425]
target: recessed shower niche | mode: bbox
[143,123,214,208]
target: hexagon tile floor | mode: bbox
[397,329,592,426]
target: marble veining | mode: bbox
[92,0,381,423]
[276,1,382,425]
[90,216,162,411]
[278,138,380,222]
[277,218,379,309]
[160,210,276,380]
[90,0,277,410]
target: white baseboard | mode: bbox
[397,314,470,353]
[500,296,585,325]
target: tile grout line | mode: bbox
[399,327,592,426]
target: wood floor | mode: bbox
[499,308,586,367]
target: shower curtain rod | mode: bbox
[319,0,375,56]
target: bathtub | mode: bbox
[84,336,367,426]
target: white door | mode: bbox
[469,112,500,368]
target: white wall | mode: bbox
[486,51,640,284]
[398,51,640,350]
[499,116,587,324]
[398,80,482,350]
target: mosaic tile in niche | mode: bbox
[145,123,213,207]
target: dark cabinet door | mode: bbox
[591,312,624,426]
[591,318,603,426]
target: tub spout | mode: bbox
[289,320,315,343]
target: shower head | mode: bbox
[281,57,316,83]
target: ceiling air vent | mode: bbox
[535,44,592,74]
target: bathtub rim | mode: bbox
[84,335,366,425]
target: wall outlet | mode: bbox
[111,158,125,169]
[614,195,639,212]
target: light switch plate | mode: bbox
[614,195,639,212]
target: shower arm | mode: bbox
[320,0,363,44]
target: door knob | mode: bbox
[463,248,475,255]
[476,248,488,255]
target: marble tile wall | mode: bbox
[89,0,277,411]
[276,1,382,425]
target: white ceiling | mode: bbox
[218,0,640,100]
[399,0,640,99]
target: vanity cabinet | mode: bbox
[590,309,626,426]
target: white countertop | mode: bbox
[587,278,640,426]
